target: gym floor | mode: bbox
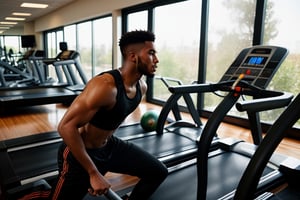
[0,101,300,191]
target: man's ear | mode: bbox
[129,52,137,63]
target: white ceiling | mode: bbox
[0,0,75,29]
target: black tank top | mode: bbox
[89,69,142,130]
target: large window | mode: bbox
[127,11,148,31]
[93,17,113,75]
[265,0,300,96]
[77,21,92,78]
[203,0,300,126]
[124,0,201,108]
[0,36,22,64]
[264,0,300,127]
[153,0,201,104]
[45,30,63,58]
[64,25,77,50]
[3,36,21,55]
[204,0,256,114]
[44,15,113,79]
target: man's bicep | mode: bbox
[60,96,98,128]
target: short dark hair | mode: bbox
[119,30,155,57]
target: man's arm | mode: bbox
[57,74,116,195]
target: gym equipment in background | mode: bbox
[0,42,87,89]
[0,58,37,88]
[0,43,87,113]
[0,49,46,88]
[36,42,87,88]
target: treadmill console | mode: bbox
[219,46,288,88]
[57,50,79,60]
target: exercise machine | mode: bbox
[113,75,204,166]
[233,92,300,200]
[147,45,297,200]
[0,59,37,88]
[35,42,87,87]
[113,45,296,199]
[0,131,61,199]
[27,49,87,88]
[113,45,290,168]
[195,45,294,200]
[0,45,87,113]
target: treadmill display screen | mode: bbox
[245,56,266,65]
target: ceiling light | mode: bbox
[0,22,18,25]
[0,31,4,34]
[21,3,48,9]
[5,17,25,21]
[0,27,10,29]
[0,24,13,27]
[12,12,31,16]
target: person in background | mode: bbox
[51,30,168,200]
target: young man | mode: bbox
[51,30,168,200]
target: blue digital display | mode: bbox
[247,56,265,65]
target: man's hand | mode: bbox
[88,171,111,196]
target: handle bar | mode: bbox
[104,188,122,200]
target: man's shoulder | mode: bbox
[92,72,116,85]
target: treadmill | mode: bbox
[233,92,300,200]
[113,75,206,166]
[113,45,290,168]
[111,45,297,200]
[0,131,62,200]
[0,49,87,113]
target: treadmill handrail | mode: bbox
[166,80,266,95]
[53,59,76,65]
[105,188,122,200]
[234,93,300,200]
[197,92,240,200]
[196,84,292,199]
[156,83,216,134]
[167,83,218,94]
[156,81,236,135]
[236,91,293,113]
[235,90,292,145]
[157,76,183,88]
[156,79,276,135]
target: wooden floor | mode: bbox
[1,101,300,191]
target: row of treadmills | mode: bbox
[0,42,87,114]
[0,45,300,200]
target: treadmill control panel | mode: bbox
[219,46,288,88]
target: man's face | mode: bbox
[136,41,159,77]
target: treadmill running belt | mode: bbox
[9,142,61,181]
[114,123,148,139]
[150,162,197,200]
[149,152,273,200]
[129,132,197,158]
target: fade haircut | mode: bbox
[119,30,155,57]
